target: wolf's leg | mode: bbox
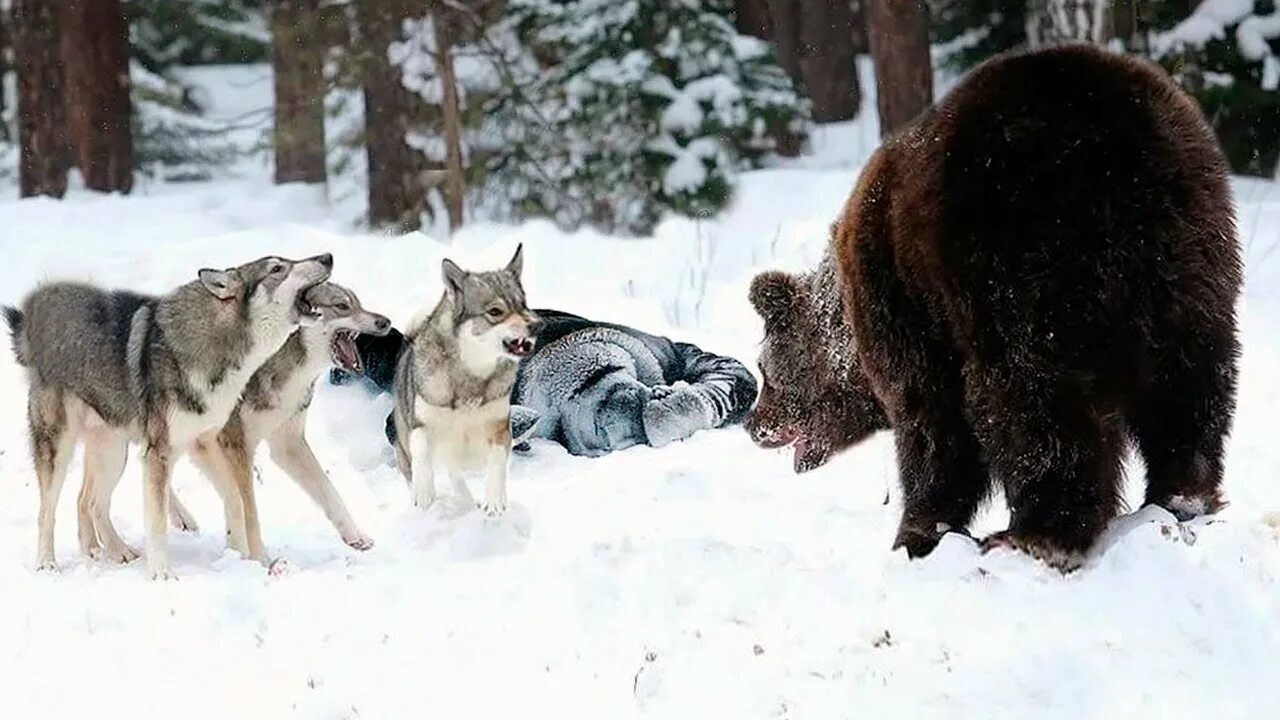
[30,387,76,571]
[167,489,200,533]
[77,444,103,560]
[142,437,176,580]
[478,420,511,517]
[189,436,256,559]
[268,414,373,550]
[409,427,436,509]
[88,432,139,563]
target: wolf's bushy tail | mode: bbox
[3,305,28,366]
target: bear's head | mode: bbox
[744,265,889,473]
[744,270,838,473]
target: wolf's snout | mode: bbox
[371,315,391,335]
[316,253,334,269]
[526,317,545,336]
[503,337,535,358]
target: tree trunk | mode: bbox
[0,11,10,144]
[735,0,772,39]
[850,1,869,56]
[60,0,133,194]
[1026,0,1114,47]
[765,0,802,83]
[12,0,69,198]
[798,0,861,122]
[356,0,427,231]
[272,0,328,185]
[432,5,466,233]
[866,0,933,138]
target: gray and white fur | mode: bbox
[391,245,541,515]
[4,253,332,578]
[156,282,392,562]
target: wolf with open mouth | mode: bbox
[391,245,543,516]
[161,281,392,563]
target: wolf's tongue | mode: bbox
[334,333,360,372]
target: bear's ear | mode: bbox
[749,271,801,326]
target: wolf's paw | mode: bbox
[102,543,141,564]
[35,559,59,573]
[148,559,178,581]
[173,516,200,533]
[343,532,375,551]
[981,531,1085,573]
[413,489,437,510]
[267,557,293,577]
[478,498,508,517]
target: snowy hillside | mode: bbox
[1,70,1278,719]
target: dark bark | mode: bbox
[850,1,869,56]
[61,0,133,194]
[866,0,933,138]
[272,0,328,185]
[734,0,771,39]
[433,3,466,232]
[12,0,69,198]
[356,0,427,231]
[765,0,802,83]
[798,0,861,122]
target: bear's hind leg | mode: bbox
[967,366,1124,571]
[1131,335,1237,521]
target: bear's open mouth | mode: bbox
[503,337,534,358]
[331,330,361,373]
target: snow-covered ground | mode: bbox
[0,68,1278,719]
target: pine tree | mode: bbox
[126,0,262,180]
[929,0,1027,72]
[492,0,807,235]
[1153,0,1280,177]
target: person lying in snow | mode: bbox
[329,309,759,457]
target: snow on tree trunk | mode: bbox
[12,0,69,198]
[1026,0,1114,46]
[356,0,428,232]
[272,0,327,185]
[61,0,134,194]
[432,3,466,233]
[867,0,933,138]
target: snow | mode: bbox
[0,66,1279,720]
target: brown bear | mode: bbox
[748,44,1242,570]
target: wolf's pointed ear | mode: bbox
[198,268,241,300]
[506,243,524,277]
[442,258,467,294]
[749,271,801,326]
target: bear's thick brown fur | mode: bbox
[750,45,1242,570]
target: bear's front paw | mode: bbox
[981,531,1085,573]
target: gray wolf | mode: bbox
[5,254,333,578]
[93,282,393,563]
[335,310,758,457]
[751,44,1240,571]
[391,246,540,515]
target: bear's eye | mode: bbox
[270,262,286,274]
